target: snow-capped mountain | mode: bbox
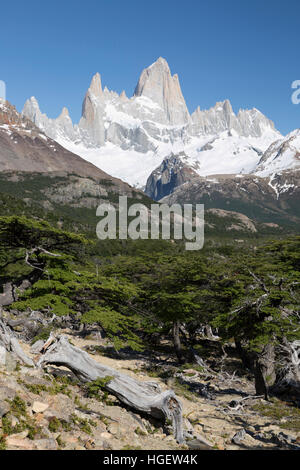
[22,57,282,189]
[255,129,300,177]
[0,99,132,190]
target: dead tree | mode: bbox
[0,317,35,367]
[273,339,300,395]
[37,335,184,443]
[254,343,276,400]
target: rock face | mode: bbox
[0,100,139,197]
[255,129,300,177]
[160,171,300,227]
[190,101,275,138]
[19,57,299,221]
[145,152,198,200]
[134,57,190,125]
[21,58,282,188]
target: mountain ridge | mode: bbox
[22,57,283,188]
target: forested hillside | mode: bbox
[0,203,299,449]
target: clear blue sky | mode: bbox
[1,0,299,134]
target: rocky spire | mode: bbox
[58,107,70,119]
[81,73,103,121]
[89,72,103,97]
[80,73,106,146]
[134,57,190,125]
[22,96,41,122]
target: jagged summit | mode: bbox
[134,57,190,125]
[89,72,103,97]
[59,107,70,119]
[23,96,40,120]
[22,57,284,187]
[191,99,275,138]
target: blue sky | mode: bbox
[1,0,299,134]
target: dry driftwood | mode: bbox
[37,335,184,443]
[0,317,35,367]
[273,340,300,395]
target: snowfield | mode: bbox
[57,127,281,188]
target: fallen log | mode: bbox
[37,335,184,443]
[0,317,35,367]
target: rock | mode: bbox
[187,436,213,450]
[0,401,10,417]
[100,432,113,440]
[0,345,6,366]
[84,439,95,450]
[232,429,247,445]
[134,57,190,125]
[34,413,48,426]
[11,416,20,427]
[9,430,29,439]
[6,437,36,450]
[30,340,45,354]
[35,438,58,450]
[5,351,17,372]
[0,385,16,402]
[107,422,126,437]
[165,435,176,442]
[32,401,49,414]
[145,153,199,200]
[182,369,198,375]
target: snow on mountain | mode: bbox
[254,129,300,177]
[22,57,283,188]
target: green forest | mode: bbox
[1,213,299,402]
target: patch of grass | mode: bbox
[71,414,96,435]
[85,376,116,404]
[31,326,54,345]
[48,417,62,433]
[74,396,90,410]
[48,417,72,433]
[0,434,7,450]
[8,396,27,417]
[20,378,72,398]
[143,366,173,380]
[23,383,48,395]
[134,427,147,437]
[178,363,205,374]
[2,396,39,440]
[173,379,198,402]
[252,398,300,432]
[56,435,65,448]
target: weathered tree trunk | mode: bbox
[178,324,206,367]
[37,335,184,443]
[254,344,276,400]
[0,317,35,367]
[203,325,219,340]
[172,321,184,364]
[273,340,300,396]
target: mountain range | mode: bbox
[0,57,299,232]
[22,57,294,188]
